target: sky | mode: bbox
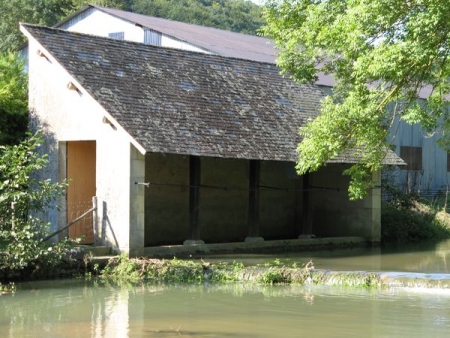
[251,0,265,5]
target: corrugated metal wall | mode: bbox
[390,115,449,194]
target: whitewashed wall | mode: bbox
[63,8,144,42]
[26,36,145,254]
[161,35,211,53]
[62,8,211,54]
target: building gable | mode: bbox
[56,5,274,62]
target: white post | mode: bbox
[92,196,99,245]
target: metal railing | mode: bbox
[42,196,97,242]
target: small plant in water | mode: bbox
[259,268,288,284]
[0,282,16,295]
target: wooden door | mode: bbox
[67,141,96,244]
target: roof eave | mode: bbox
[54,5,94,28]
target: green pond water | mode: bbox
[3,240,450,337]
[207,239,450,274]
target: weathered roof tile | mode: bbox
[23,24,404,166]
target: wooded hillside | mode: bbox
[0,0,263,52]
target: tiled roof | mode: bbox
[22,24,404,165]
[55,5,336,86]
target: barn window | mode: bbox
[108,31,125,40]
[400,146,422,171]
[144,29,162,46]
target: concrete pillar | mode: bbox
[299,172,313,238]
[129,145,146,256]
[245,159,263,242]
[369,171,382,243]
[184,156,204,245]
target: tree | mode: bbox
[131,0,263,35]
[0,0,125,52]
[262,0,450,199]
[0,0,73,52]
[70,0,126,11]
[0,0,262,52]
[0,52,28,145]
[0,134,69,271]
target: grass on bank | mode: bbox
[100,256,381,288]
[3,190,450,287]
[99,191,450,287]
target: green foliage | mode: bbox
[311,271,381,288]
[1,0,262,52]
[0,282,16,294]
[0,52,28,145]
[258,267,289,284]
[102,256,245,284]
[131,0,263,35]
[257,260,314,285]
[0,0,125,52]
[262,0,450,199]
[102,256,200,283]
[381,192,450,243]
[70,0,126,10]
[0,0,73,52]
[102,256,319,286]
[151,258,206,283]
[209,260,243,282]
[0,134,69,271]
[101,257,394,288]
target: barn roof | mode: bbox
[56,4,276,63]
[55,5,337,87]
[21,24,404,165]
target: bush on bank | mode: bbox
[0,134,72,274]
[381,191,450,243]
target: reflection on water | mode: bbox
[0,280,131,337]
[1,280,450,337]
[3,241,450,337]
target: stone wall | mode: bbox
[259,161,299,240]
[309,164,381,241]
[144,153,190,246]
[144,156,304,245]
[144,157,380,245]
[198,157,248,243]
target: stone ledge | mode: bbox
[143,237,368,259]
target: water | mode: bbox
[3,240,450,337]
[208,239,450,274]
[2,281,450,337]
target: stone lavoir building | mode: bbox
[21,24,403,256]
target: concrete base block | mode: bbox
[183,239,205,246]
[244,236,264,243]
[129,247,145,257]
[298,234,316,239]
